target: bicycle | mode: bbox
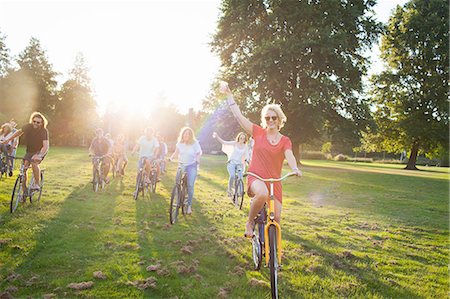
[230,163,245,209]
[246,171,297,299]
[149,159,159,193]
[169,161,192,224]
[10,157,45,213]
[133,157,152,200]
[0,151,8,179]
[91,154,110,192]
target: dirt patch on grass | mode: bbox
[181,246,193,255]
[93,271,107,279]
[248,278,268,288]
[67,281,94,290]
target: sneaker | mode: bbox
[30,184,40,191]
[19,193,26,203]
[8,170,13,177]
[186,205,192,215]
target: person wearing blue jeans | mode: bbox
[169,127,202,215]
[212,131,249,196]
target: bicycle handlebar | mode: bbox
[245,171,298,182]
[90,154,111,159]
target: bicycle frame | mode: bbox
[246,171,297,266]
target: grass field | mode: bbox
[0,147,448,298]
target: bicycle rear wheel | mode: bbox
[10,176,22,213]
[169,185,181,224]
[268,225,279,299]
[252,222,263,270]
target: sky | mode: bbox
[0,0,407,115]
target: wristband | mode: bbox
[292,167,299,171]
[229,102,236,107]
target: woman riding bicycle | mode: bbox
[219,82,302,237]
[212,131,249,197]
[169,127,202,215]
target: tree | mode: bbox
[210,0,381,158]
[371,0,449,169]
[15,37,58,118]
[0,30,12,123]
[53,53,98,146]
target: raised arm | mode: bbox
[212,132,235,145]
[0,129,23,145]
[220,84,253,135]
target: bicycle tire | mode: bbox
[269,225,279,299]
[150,170,157,193]
[134,171,142,200]
[10,176,22,213]
[238,178,245,209]
[29,172,44,203]
[252,222,263,270]
[34,172,44,203]
[93,169,99,192]
[181,179,187,215]
[169,185,180,224]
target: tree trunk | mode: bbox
[405,142,420,170]
[292,140,301,165]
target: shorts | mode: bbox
[24,152,46,163]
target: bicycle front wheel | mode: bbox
[10,176,22,213]
[236,179,245,210]
[169,185,181,224]
[30,172,44,203]
[150,171,157,193]
[268,225,279,299]
[134,172,142,200]
[93,170,100,192]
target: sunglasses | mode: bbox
[33,120,42,125]
[264,116,278,121]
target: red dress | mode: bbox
[247,124,292,203]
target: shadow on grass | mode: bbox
[0,182,132,298]
[282,229,424,298]
[131,172,274,298]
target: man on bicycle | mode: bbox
[89,128,112,184]
[1,112,49,192]
[132,127,159,195]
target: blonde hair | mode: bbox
[29,112,48,128]
[178,127,196,145]
[235,132,248,143]
[261,104,287,130]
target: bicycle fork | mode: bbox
[264,188,282,267]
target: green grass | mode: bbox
[0,147,448,298]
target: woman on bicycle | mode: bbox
[219,82,302,237]
[212,131,249,197]
[169,127,202,215]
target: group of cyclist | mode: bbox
[2,82,302,239]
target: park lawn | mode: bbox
[0,147,448,298]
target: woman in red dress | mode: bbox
[220,83,302,237]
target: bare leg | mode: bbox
[31,162,41,186]
[22,160,30,191]
[245,180,269,236]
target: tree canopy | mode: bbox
[370,0,449,169]
[210,0,382,156]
